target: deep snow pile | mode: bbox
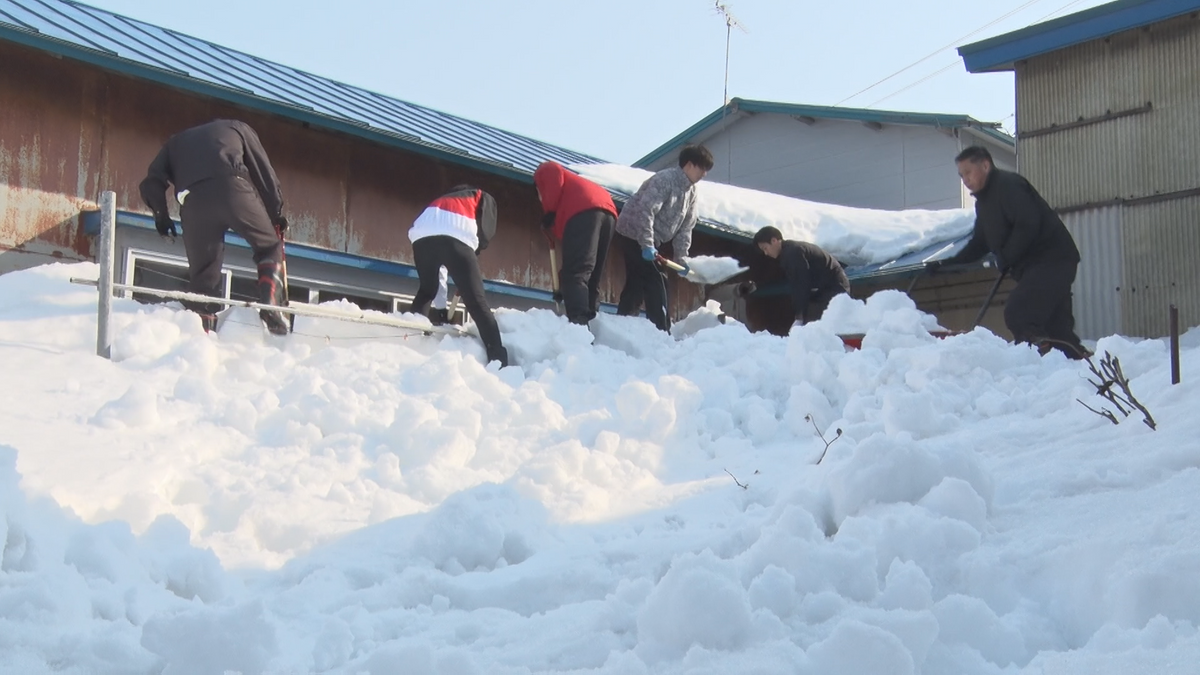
[2,262,1200,674]
[571,163,975,266]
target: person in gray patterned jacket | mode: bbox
[614,145,714,331]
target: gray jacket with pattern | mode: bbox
[614,167,698,259]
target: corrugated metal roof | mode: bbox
[0,0,606,181]
[843,234,982,281]
[958,0,1200,73]
[634,98,1014,169]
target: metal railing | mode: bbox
[76,191,466,359]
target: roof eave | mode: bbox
[958,0,1200,73]
[635,97,1011,166]
[632,101,740,169]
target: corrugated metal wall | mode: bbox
[1014,12,1200,337]
[1121,195,1200,337]
[1017,13,1200,206]
[1061,206,1123,340]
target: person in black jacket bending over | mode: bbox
[750,226,850,326]
[406,185,508,368]
[139,119,289,334]
[930,146,1087,359]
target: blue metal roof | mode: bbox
[844,234,977,281]
[634,98,1014,169]
[959,0,1200,73]
[0,0,606,181]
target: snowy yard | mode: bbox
[1,262,1199,674]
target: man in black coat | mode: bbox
[139,119,289,334]
[931,146,1087,359]
[749,226,850,326]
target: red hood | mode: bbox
[533,161,566,213]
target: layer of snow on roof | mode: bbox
[571,163,975,266]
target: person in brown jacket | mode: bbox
[139,119,289,334]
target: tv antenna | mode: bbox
[713,1,748,105]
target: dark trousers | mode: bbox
[804,285,848,324]
[560,209,614,325]
[615,233,670,332]
[410,236,506,362]
[1005,261,1085,358]
[179,176,282,314]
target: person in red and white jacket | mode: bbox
[533,161,618,325]
[406,185,508,367]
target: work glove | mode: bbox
[273,216,289,233]
[675,261,691,278]
[924,260,944,274]
[641,246,657,262]
[734,281,757,297]
[155,213,177,239]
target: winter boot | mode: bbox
[257,261,290,336]
[430,308,450,326]
[485,344,510,368]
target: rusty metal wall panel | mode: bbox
[1015,13,1200,207]
[0,40,665,309]
[0,40,98,268]
[1120,195,1200,337]
[1061,206,1123,340]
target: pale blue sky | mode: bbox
[84,0,1111,164]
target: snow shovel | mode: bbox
[971,270,1007,329]
[549,247,565,316]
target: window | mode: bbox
[125,251,230,303]
[316,289,392,313]
[120,248,466,324]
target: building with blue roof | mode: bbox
[634,98,1015,212]
[958,0,1200,339]
[0,0,721,319]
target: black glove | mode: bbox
[924,260,945,274]
[541,211,556,229]
[273,216,289,233]
[734,281,757,297]
[551,291,563,303]
[155,213,177,238]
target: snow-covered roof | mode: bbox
[571,163,976,268]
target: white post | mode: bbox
[96,191,116,359]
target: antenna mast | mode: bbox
[713,1,748,105]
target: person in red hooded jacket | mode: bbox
[533,161,618,325]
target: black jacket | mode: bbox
[945,168,1079,278]
[777,240,850,322]
[139,119,284,223]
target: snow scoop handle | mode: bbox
[971,270,1007,329]
[548,247,564,314]
[654,254,687,274]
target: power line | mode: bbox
[857,0,1098,110]
[866,61,962,107]
[835,0,1050,106]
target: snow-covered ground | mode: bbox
[2,261,1199,674]
[571,163,975,266]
